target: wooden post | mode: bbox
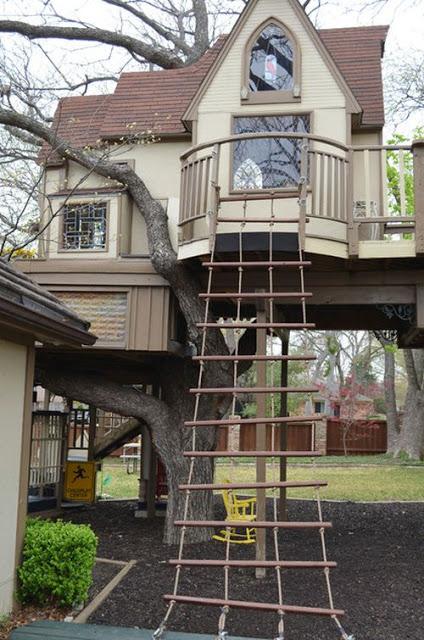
[256,309,267,578]
[88,405,97,461]
[279,331,289,520]
[412,140,424,255]
[147,440,157,519]
[346,149,358,257]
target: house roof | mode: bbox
[0,258,96,346]
[42,24,388,163]
[319,25,389,127]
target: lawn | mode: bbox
[97,456,424,502]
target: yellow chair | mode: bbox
[213,483,257,544]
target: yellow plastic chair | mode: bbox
[213,483,256,544]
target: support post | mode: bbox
[88,405,97,461]
[279,331,289,520]
[255,309,267,578]
[412,140,424,255]
[346,149,359,257]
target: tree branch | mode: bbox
[0,20,184,69]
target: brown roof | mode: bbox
[319,25,389,127]
[43,25,388,161]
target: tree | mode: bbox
[398,350,424,458]
[385,50,424,124]
[373,331,400,454]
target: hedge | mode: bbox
[18,518,98,607]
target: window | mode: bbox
[243,20,300,103]
[62,202,107,250]
[314,401,326,414]
[249,24,294,93]
[232,115,310,191]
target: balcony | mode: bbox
[178,133,424,261]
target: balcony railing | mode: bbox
[178,133,424,258]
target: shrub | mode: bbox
[18,518,97,607]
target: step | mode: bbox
[163,595,344,617]
[183,450,321,458]
[179,480,327,491]
[185,413,322,428]
[199,292,312,300]
[202,261,312,268]
[169,559,337,569]
[192,354,317,362]
[189,386,318,395]
[197,322,315,330]
[174,520,332,529]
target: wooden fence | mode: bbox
[326,418,387,455]
[216,423,314,452]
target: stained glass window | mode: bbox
[63,202,107,250]
[249,24,294,92]
[233,115,310,190]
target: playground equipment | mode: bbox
[154,136,355,640]
[212,483,257,544]
[120,440,142,475]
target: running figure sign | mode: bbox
[64,461,96,502]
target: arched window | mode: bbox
[243,20,300,103]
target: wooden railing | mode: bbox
[178,133,424,256]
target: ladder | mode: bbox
[158,179,353,640]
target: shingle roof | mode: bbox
[42,25,388,162]
[319,25,389,127]
[0,258,96,345]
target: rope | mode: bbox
[153,193,221,640]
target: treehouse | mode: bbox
[19,0,424,379]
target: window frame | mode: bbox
[59,199,110,253]
[229,111,312,195]
[242,18,301,105]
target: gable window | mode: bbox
[62,202,107,250]
[243,20,300,103]
[232,114,310,191]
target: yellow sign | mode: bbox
[64,461,96,503]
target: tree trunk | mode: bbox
[394,350,424,460]
[383,347,400,454]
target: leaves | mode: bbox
[18,518,98,607]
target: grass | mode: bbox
[97,456,424,502]
[216,463,424,501]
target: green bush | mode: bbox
[18,518,97,607]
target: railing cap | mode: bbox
[180,132,349,162]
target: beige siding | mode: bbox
[128,287,170,351]
[0,340,29,615]
[42,140,189,258]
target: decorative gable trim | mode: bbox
[183,0,361,124]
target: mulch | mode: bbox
[60,499,424,640]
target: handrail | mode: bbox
[181,131,350,162]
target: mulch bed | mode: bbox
[60,499,424,640]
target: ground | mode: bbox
[60,498,423,640]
